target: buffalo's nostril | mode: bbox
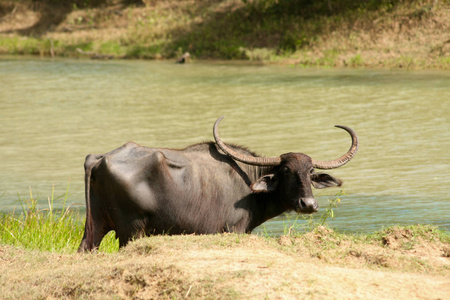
[300,199,305,208]
[299,198,319,213]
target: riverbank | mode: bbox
[0,0,449,69]
[1,226,449,299]
[1,197,449,298]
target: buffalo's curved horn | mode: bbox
[213,117,282,166]
[311,125,359,169]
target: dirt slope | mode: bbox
[1,229,449,299]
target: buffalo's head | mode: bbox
[213,117,358,214]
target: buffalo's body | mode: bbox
[79,142,281,250]
[79,118,358,252]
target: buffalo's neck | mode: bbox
[238,163,289,232]
[248,191,289,232]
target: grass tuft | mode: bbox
[266,190,346,238]
[0,185,119,253]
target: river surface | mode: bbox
[1,56,449,234]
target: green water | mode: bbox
[1,56,449,233]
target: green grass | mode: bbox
[0,186,119,253]
[259,190,346,237]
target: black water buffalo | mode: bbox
[78,117,358,251]
[176,52,190,64]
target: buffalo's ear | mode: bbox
[251,174,278,193]
[311,173,342,189]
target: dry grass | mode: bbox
[290,3,450,69]
[1,226,449,299]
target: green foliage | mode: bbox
[99,230,120,253]
[242,0,406,18]
[168,0,413,60]
[349,53,364,66]
[125,45,155,59]
[317,191,345,226]
[0,36,42,55]
[279,32,310,53]
[99,41,123,55]
[2,0,447,69]
[0,185,119,253]
[27,0,108,9]
[269,191,346,238]
[0,184,81,252]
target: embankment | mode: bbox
[0,0,449,69]
[1,226,449,299]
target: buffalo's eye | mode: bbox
[309,168,315,175]
[282,167,291,174]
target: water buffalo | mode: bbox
[176,52,190,64]
[78,117,358,251]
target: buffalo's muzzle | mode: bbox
[297,197,319,214]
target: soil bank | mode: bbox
[0,0,449,69]
[1,227,449,299]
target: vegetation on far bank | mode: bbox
[0,0,449,69]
